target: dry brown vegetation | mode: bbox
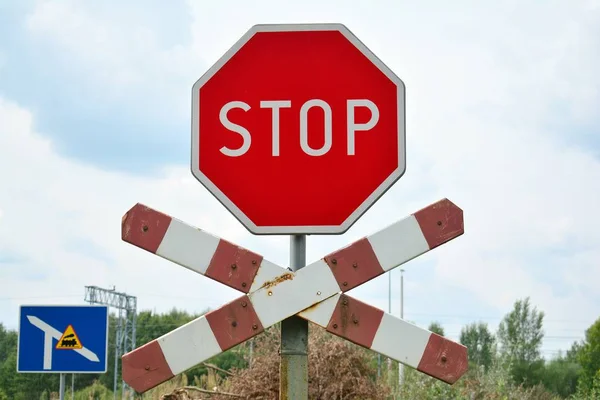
[140,322,565,400]
[149,323,389,400]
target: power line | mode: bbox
[2,299,594,329]
[0,292,229,303]
[403,312,594,324]
[0,294,82,301]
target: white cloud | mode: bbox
[23,0,201,122]
[0,97,276,329]
[5,0,600,357]
[23,0,600,135]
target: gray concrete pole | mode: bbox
[279,235,308,400]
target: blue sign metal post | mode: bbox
[17,305,109,375]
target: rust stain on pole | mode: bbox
[280,358,288,399]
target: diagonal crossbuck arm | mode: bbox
[120,199,466,393]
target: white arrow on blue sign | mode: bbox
[17,305,109,373]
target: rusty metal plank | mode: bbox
[205,295,264,351]
[414,198,464,250]
[325,294,384,348]
[206,240,263,293]
[323,238,384,291]
[121,203,172,253]
[121,340,174,394]
[417,332,469,384]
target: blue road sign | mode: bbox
[17,305,109,373]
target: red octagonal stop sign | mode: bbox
[191,24,405,234]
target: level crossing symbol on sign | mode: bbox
[56,324,83,349]
[17,305,108,373]
[120,23,469,394]
[119,199,467,393]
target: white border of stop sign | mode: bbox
[190,23,406,235]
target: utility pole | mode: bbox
[389,271,392,313]
[379,270,394,381]
[387,271,392,385]
[398,270,405,389]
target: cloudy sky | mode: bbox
[1,0,599,362]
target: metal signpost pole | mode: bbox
[59,373,66,400]
[280,235,308,399]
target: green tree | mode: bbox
[73,380,113,399]
[0,323,17,364]
[539,352,580,398]
[0,308,248,397]
[133,308,247,382]
[428,321,445,336]
[576,317,600,393]
[566,340,584,362]
[459,322,496,371]
[0,351,59,400]
[497,297,545,386]
[135,308,204,347]
[571,370,600,400]
[0,323,62,400]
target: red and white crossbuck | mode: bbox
[119,198,467,393]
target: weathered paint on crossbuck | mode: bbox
[120,199,467,393]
